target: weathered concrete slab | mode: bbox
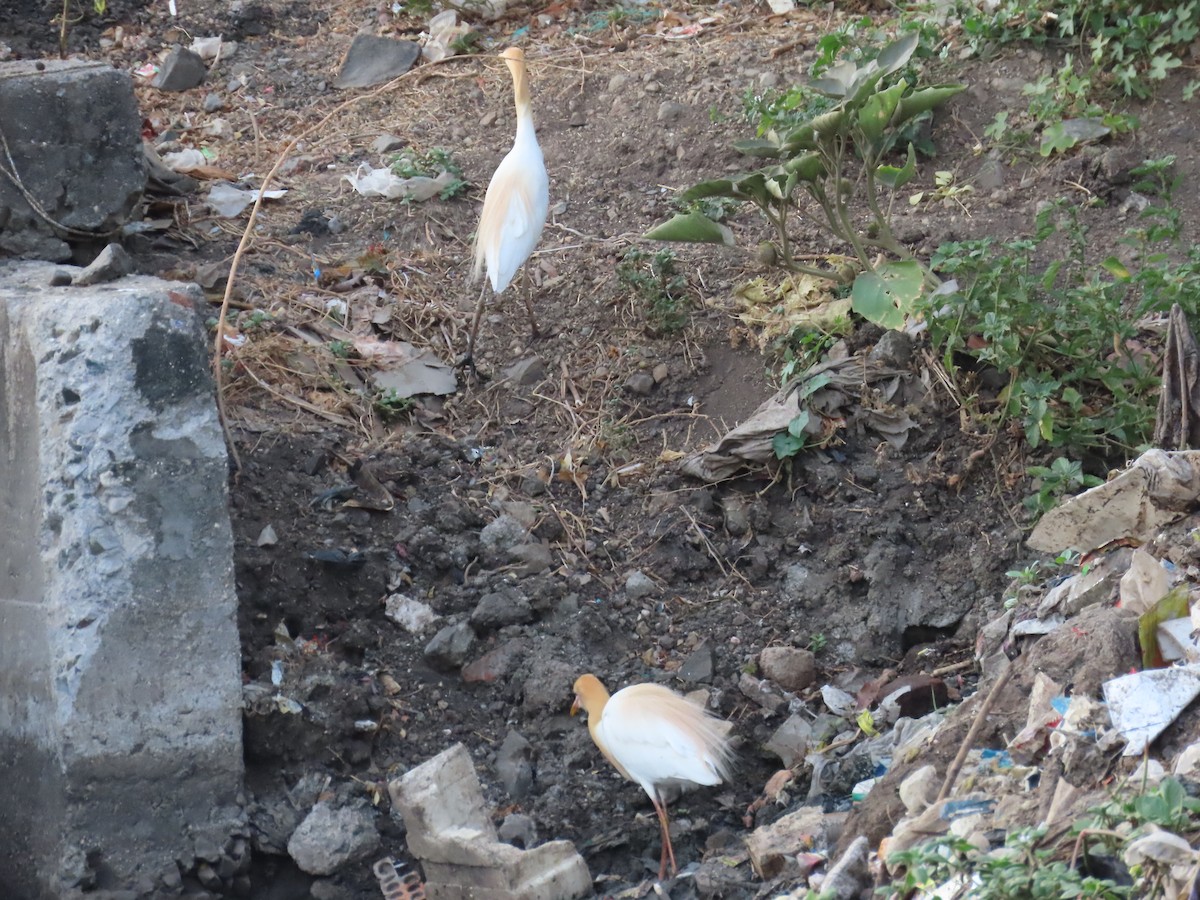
[390,743,592,900]
[0,60,144,261]
[0,261,243,897]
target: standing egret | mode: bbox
[571,673,734,881]
[465,46,549,371]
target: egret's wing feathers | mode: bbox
[472,146,548,293]
[596,685,732,796]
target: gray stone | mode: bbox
[816,835,871,900]
[287,801,379,876]
[494,730,534,800]
[0,60,144,261]
[765,714,813,768]
[371,134,406,154]
[72,243,133,286]
[389,743,590,899]
[423,621,476,670]
[722,495,751,536]
[657,100,686,122]
[522,656,575,713]
[739,672,784,713]
[869,330,913,367]
[334,36,420,89]
[479,513,531,566]
[497,813,538,849]
[0,262,243,896]
[503,354,547,386]
[624,372,655,395]
[677,640,715,684]
[624,569,656,600]
[471,587,534,632]
[152,48,208,91]
[759,646,817,692]
[202,92,225,113]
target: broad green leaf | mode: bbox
[811,109,847,137]
[858,80,908,145]
[1039,121,1077,157]
[796,372,832,400]
[732,137,785,159]
[787,409,811,438]
[644,212,734,245]
[876,32,919,77]
[847,68,889,109]
[782,124,817,152]
[877,142,917,189]
[772,432,807,459]
[680,179,737,202]
[892,84,966,127]
[783,152,826,183]
[732,171,771,204]
[810,60,858,97]
[851,260,924,329]
[1101,256,1132,280]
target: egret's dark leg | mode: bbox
[459,283,489,379]
[521,268,540,340]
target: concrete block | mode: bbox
[0,261,244,898]
[0,60,144,261]
[390,743,591,900]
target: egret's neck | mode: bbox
[509,61,534,130]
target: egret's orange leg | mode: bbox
[652,798,677,881]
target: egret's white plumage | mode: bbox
[572,673,734,880]
[465,47,549,366]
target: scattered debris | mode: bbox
[334,35,421,89]
[152,47,207,91]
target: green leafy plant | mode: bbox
[647,34,964,331]
[772,372,832,459]
[1025,456,1103,515]
[373,388,415,422]
[389,147,468,200]
[881,827,1130,899]
[922,181,1200,466]
[807,632,828,654]
[617,249,691,335]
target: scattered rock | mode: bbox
[479,514,531,566]
[423,621,476,670]
[334,35,420,89]
[759,646,817,693]
[722,496,751,536]
[72,243,133,286]
[677,640,715,684]
[461,639,526,683]
[153,48,208,91]
[739,672,784,714]
[522,656,575,713]
[624,372,655,395]
[657,100,685,122]
[202,92,224,113]
[256,524,278,547]
[652,362,669,383]
[747,806,843,880]
[813,835,871,900]
[287,801,379,876]
[385,593,441,635]
[49,268,73,286]
[495,730,534,799]
[371,134,406,154]
[470,587,534,632]
[765,714,813,768]
[497,813,538,849]
[503,355,547,386]
[869,330,913,367]
[624,570,656,600]
[898,764,938,815]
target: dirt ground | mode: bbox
[6,0,1200,897]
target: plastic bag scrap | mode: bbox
[1103,664,1200,756]
[680,353,917,482]
[342,164,457,202]
[208,181,287,217]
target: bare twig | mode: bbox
[937,660,1015,802]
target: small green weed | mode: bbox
[328,340,352,359]
[389,147,468,200]
[807,632,828,654]
[617,249,691,335]
[373,388,415,422]
[1024,456,1103,515]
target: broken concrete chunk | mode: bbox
[389,744,591,900]
[759,646,817,692]
[423,621,476,670]
[746,806,843,881]
[494,730,534,800]
[386,593,441,635]
[334,35,420,89]
[153,47,208,91]
[1028,449,1200,554]
[72,243,133,286]
[287,801,379,876]
[765,715,812,768]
